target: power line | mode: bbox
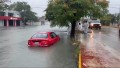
[109,6,120,23]
[109,7,120,9]
[109,4,120,5]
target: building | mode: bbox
[39,16,46,25]
[0,10,22,27]
[39,16,50,25]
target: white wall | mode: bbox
[0,20,4,26]
[4,10,21,17]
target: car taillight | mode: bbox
[28,40,31,45]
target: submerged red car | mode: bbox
[28,32,60,47]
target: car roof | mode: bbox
[36,31,54,34]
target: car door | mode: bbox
[50,32,59,43]
[50,33,56,44]
[51,32,58,42]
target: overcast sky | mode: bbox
[108,0,120,14]
[9,0,48,17]
[9,0,120,17]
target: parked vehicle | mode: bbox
[28,32,60,47]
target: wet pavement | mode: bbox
[78,27,120,68]
[0,24,77,68]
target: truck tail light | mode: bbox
[91,24,94,26]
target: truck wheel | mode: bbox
[90,27,92,29]
[99,27,101,30]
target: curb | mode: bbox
[79,52,82,68]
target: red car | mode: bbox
[28,32,60,47]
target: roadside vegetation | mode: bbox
[45,0,109,38]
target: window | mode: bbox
[32,33,48,38]
[0,12,5,16]
[8,13,14,17]
[50,32,57,38]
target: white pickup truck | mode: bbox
[88,19,101,29]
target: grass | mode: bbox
[71,38,81,58]
[70,36,81,68]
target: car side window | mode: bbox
[50,32,57,38]
[52,32,57,37]
[50,33,54,38]
[50,34,54,38]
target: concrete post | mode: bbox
[6,20,9,27]
[14,20,16,26]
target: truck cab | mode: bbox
[88,19,101,29]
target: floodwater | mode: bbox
[0,24,77,68]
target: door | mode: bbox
[50,32,58,44]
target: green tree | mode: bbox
[0,0,10,11]
[100,14,112,26]
[116,13,120,23]
[0,4,3,11]
[45,0,109,38]
[9,2,38,24]
[102,13,120,26]
[0,3,5,11]
[110,13,120,24]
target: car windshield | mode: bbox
[91,20,100,23]
[32,33,48,38]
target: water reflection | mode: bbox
[118,29,120,39]
[0,25,76,68]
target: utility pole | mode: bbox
[119,7,120,24]
[118,6,120,36]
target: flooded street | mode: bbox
[0,24,77,68]
[79,27,120,68]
